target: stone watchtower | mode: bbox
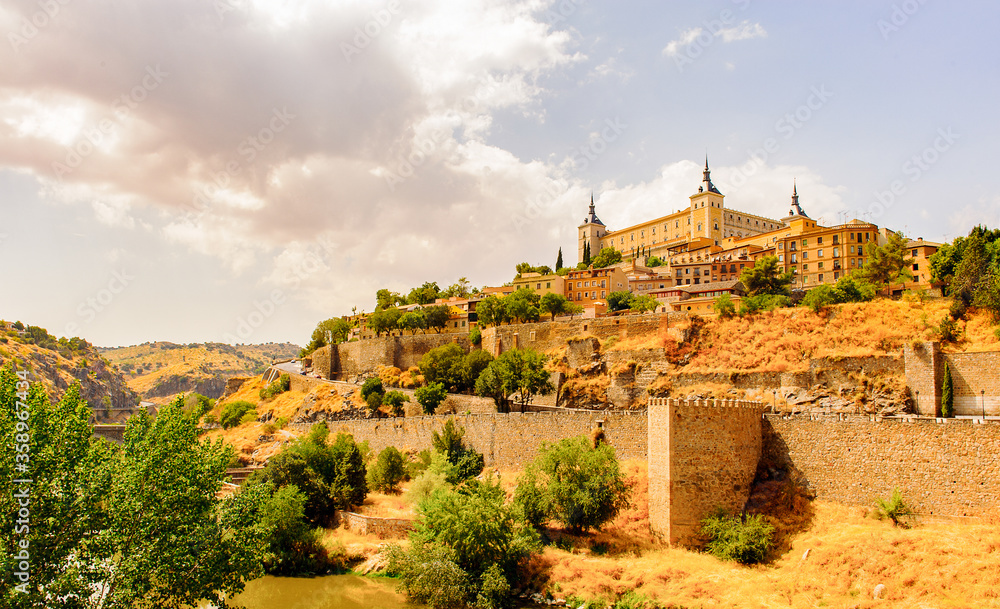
[578,194,606,264]
[688,157,726,244]
[647,397,767,546]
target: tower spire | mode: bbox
[699,154,721,195]
[787,180,807,218]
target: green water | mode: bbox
[221,574,418,609]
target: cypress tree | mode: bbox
[583,242,591,266]
[941,361,954,417]
[555,247,563,271]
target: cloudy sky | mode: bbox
[1,0,997,347]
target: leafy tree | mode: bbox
[443,277,472,299]
[591,247,622,269]
[420,343,466,390]
[606,290,634,312]
[376,288,405,310]
[398,310,427,334]
[713,293,736,318]
[858,232,915,296]
[236,481,332,576]
[411,478,540,603]
[368,307,402,336]
[555,247,564,271]
[408,282,442,305]
[565,302,584,318]
[513,435,630,532]
[416,382,448,415]
[629,293,659,313]
[384,390,408,416]
[505,288,541,323]
[460,349,494,392]
[361,377,385,414]
[424,304,451,333]
[930,225,1000,287]
[941,361,954,417]
[700,510,775,564]
[386,542,471,609]
[476,296,508,328]
[737,294,790,316]
[646,255,664,267]
[431,418,485,483]
[475,348,553,413]
[302,317,352,355]
[832,274,878,303]
[469,325,482,345]
[740,255,793,297]
[367,446,407,493]
[539,292,569,320]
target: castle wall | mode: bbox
[763,414,1000,517]
[648,398,765,546]
[904,342,1000,416]
[328,334,472,379]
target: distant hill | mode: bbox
[0,321,139,421]
[99,341,301,403]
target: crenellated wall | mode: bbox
[648,398,766,546]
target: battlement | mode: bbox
[647,397,767,410]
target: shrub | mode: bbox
[220,400,255,429]
[260,374,291,400]
[514,435,630,532]
[386,542,471,609]
[937,316,961,343]
[941,361,954,417]
[405,466,451,505]
[239,409,259,425]
[361,377,385,415]
[474,564,510,609]
[613,591,656,609]
[874,488,914,527]
[416,382,447,415]
[738,294,789,316]
[802,284,836,313]
[949,298,968,320]
[406,448,433,479]
[432,418,485,483]
[275,416,289,429]
[700,510,774,564]
[383,390,408,416]
[252,482,336,576]
[713,293,736,318]
[469,326,482,345]
[367,446,407,493]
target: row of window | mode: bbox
[567,290,607,301]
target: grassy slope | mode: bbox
[100,342,300,401]
[606,297,998,373]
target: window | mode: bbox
[803,264,809,271]
[818,273,824,282]
[546,282,551,288]
[818,249,824,257]
[834,272,840,280]
[802,251,809,260]
[850,259,855,267]
[601,291,606,298]
[790,254,798,263]
[778,254,784,262]
[779,242,784,250]
[461,320,466,327]
[601,280,606,288]
[913,263,919,271]
[912,248,918,257]
[818,262,824,269]
[833,247,839,257]
[833,235,839,244]
[817,236,823,245]
[577,282,581,288]
[850,245,855,254]
[536,283,541,289]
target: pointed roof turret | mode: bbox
[583,192,605,226]
[784,180,809,219]
[698,155,722,195]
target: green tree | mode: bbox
[367,446,407,493]
[539,292,568,320]
[302,317,352,356]
[430,418,485,483]
[606,290,634,312]
[384,390,408,416]
[941,361,954,417]
[237,481,332,576]
[832,274,878,303]
[460,349,494,392]
[858,232,915,296]
[420,343,466,391]
[555,247,564,271]
[475,348,553,413]
[740,255,793,297]
[629,293,659,313]
[443,277,472,299]
[646,255,664,267]
[469,325,482,345]
[398,310,427,334]
[386,542,471,609]
[802,284,836,313]
[591,247,622,269]
[505,288,541,323]
[476,295,508,328]
[376,288,404,310]
[220,399,256,429]
[368,307,402,336]
[713,293,736,318]
[513,435,630,532]
[424,304,451,333]
[583,242,591,266]
[416,382,448,415]
[361,377,385,415]
[407,282,442,305]
[700,510,775,564]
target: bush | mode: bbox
[469,326,482,345]
[949,298,968,321]
[802,284,836,313]
[260,374,291,400]
[383,390,408,416]
[406,448,434,479]
[700,510,774,564]
[513,435,630,532]
[386,542,471,609]
[239,409,259,425]
[416,382,447,415]
[432,418,485,483]
[474,564,511,609]
[713,293,736,318]
[220,400,255,429]
[738,294,789,316]
[361,377,385,415]
[254,482,336,576]
[874,488,914,527]
[405,466,451,505]
[367,446,407,493]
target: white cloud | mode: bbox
[662,20,766,56]
[662,27,703,57]
[719,21,767,43]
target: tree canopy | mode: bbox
[591,247,622,269]
[475,348,553,413]
[740,255,793,297]
[858,232,915,295]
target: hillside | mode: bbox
[99,341,301,403]
[0,322,139,421]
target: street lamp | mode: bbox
[915,390,919,414]
[982,389,987,420]
[772,389,777,414]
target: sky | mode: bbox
[1,0,998,347]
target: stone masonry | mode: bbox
[648,398,766,546]
[904,341,1000,416]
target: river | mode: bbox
[217,574,418,609]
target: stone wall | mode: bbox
[293,410,647,468]
[333,510,414,539]
[648,398,766,546]
[328,334,473,380]
[481,313,685,358]
[763,414,1000,517]
[904,342,1000,416]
